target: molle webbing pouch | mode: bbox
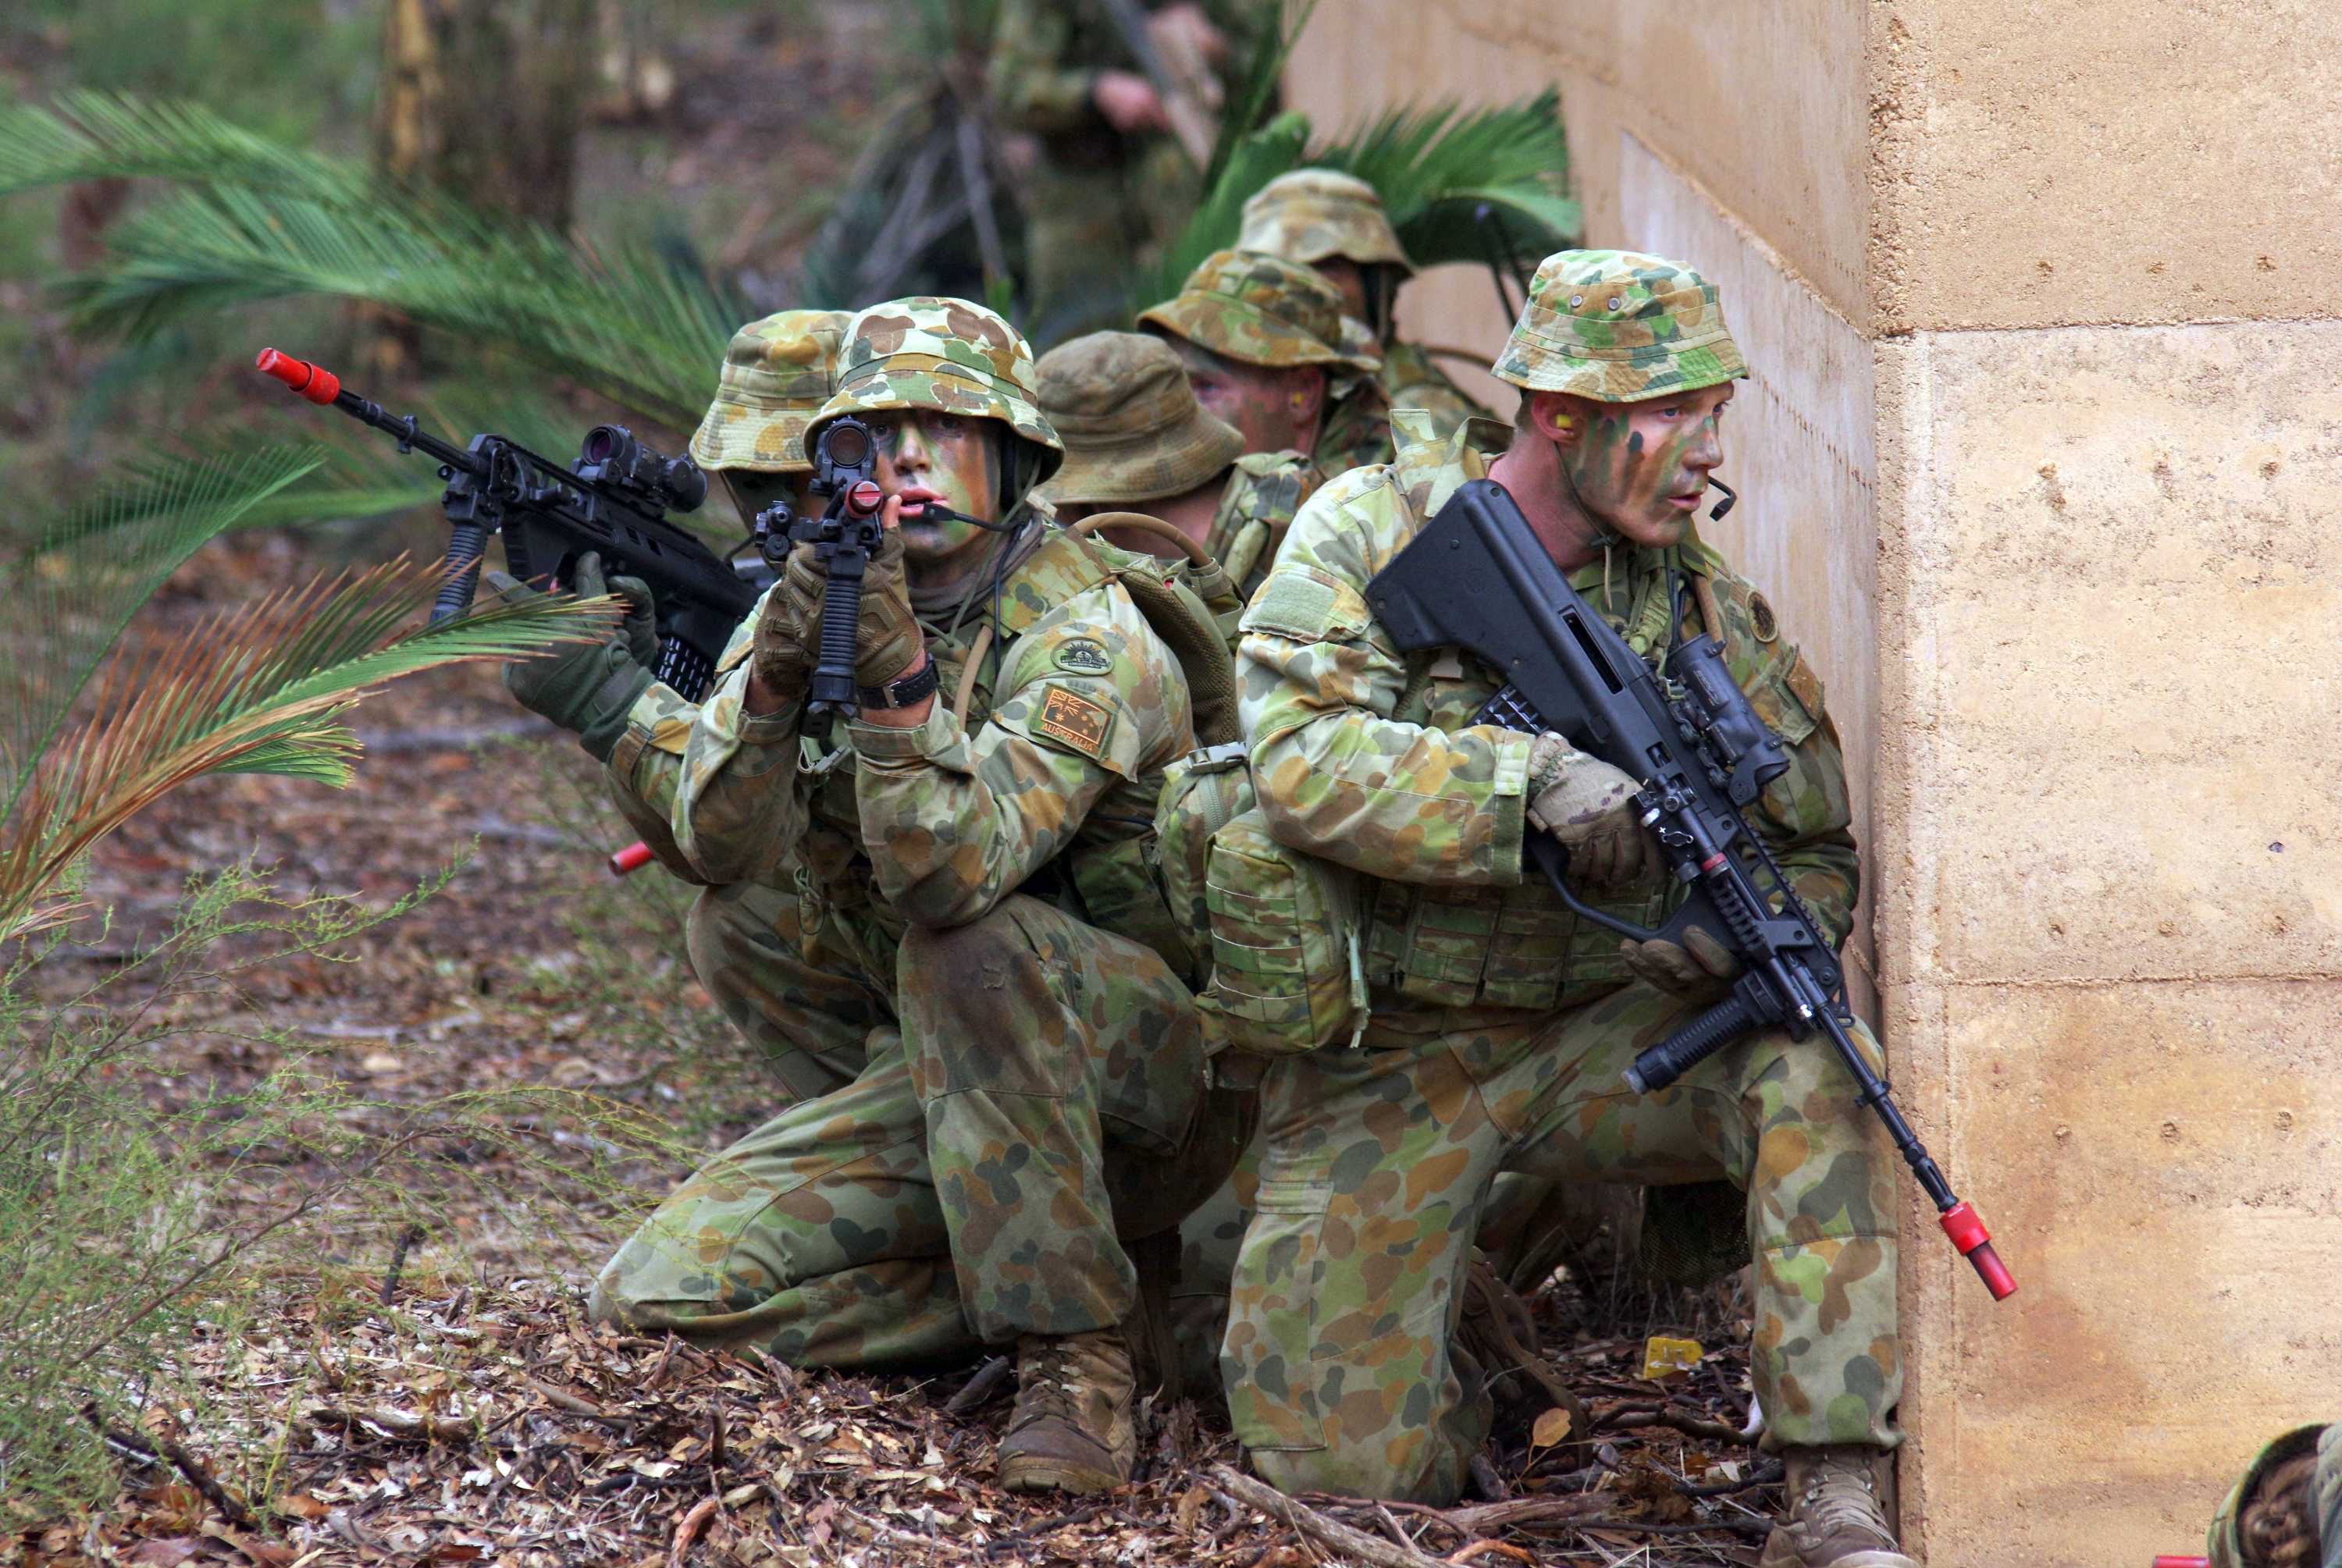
[1155,744,1369,1056]
[1364,873,1675,1013]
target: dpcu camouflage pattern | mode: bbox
[1141,250,1380,374]
[1219,418,1883,1502]
[1493,249,1747,402]
[2207,1421,2340,1568]
[689,309,852,474]
[1205,450,1319,599]
[1237,169,1415,273]
[809,297,1064,471]
[596,524,1239,1358]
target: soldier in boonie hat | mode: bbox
[1137,251,1372,474]
[2206,1421,2339,1568]
[1493,247,1747,403]
[689,309,852,525]
[1238,168,1495,468]
[1035,331,1317,596]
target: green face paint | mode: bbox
[1561,383,1735,551]
[865,408,1005,599]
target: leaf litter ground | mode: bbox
[17,533,1778,1568]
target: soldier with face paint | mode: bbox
[593,297,1248,1499]
[1034,330,1319,599]
[1138,250,1380,478]
[1223,251,1910,1568]
[1236,169,1496,476]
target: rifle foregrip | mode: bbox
[809,561,863,714]
[432,521,489,624]
[1625,994,1757,1094]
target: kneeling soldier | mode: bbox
[1034,330,1319,597]
[1224,251,1911,1567]
[594,297,1244,1495]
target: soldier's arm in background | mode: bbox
[852,586,1191,929]
[1707,568,1861,945]
[600,611,763,884]
[665,588,815,886]
[987,0,1104,133]
[1237,472,1536,887]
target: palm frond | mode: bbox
[0,447,326,823]
[1312,88,1581,268]
[62,182,735,428]
[0,560,614,942]
[1148,86,1582,308]
[0,91,365,204]
[8,94,739,429]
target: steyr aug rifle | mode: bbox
[748,415,886,719]
[1365,478,2016,1301]
[255,348,753,702]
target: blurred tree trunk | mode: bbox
[365,0,596,376]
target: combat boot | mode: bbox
[1758,1445,1919,1568]
[996,1330,1136,1494]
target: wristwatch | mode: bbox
[856,658,941,710]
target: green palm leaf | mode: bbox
[0,93,738,429]
[1149,87,1581,306]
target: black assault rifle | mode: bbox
[1365,478,2016,1300]
[255,348,753,702]
[749,415,885,718]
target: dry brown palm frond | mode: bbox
[0,557,614,942]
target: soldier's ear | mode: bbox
[1290,368,1326,427]
[1525,391,1584,450]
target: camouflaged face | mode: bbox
[1493,248,1748,402]
[810,296,1065,477]
[1237,168,1413,273]
[689,309,851,474]
[1138,250,1380,372]
[1035,332,1248,506]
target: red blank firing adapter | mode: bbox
[2152,1558,2210,1567]
[255,347,340,404]
[1940,1200,2017,1300]
[845,480,884,517]
[607,841,655,876]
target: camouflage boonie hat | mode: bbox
[2207,1424,2333,1568]
[1034,332,1246,507]
[1493,249,1746,402]
[688,309,851,472]
[810,295,1063,480]
[1237,169,1414,276]
[1138,251,1379,374]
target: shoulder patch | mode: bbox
[1240,566,1369,642]
[1053,635,1113,675]
[1749,592,1779,643]
[1035,684,1116,760]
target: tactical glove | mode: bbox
[750,578,815,703]
[486,552,656,765]
[1619,926,1741,1004]
[1524,731,1655,887]
[782,525,923,693]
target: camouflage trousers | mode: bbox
[1223,980,1902,1504]
[593,891,1231,1363]
[685,880,891,1103]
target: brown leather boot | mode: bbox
[1758,1445,1919,1568]
[996,1330,1137,1495]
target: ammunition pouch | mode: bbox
[1156,742,1369,1058]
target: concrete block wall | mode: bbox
[1287,2,2342,1561]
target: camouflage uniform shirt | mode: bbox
[1204,450,1320,601]
[1243,415,1854,1015]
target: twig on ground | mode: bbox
[670,1493,720,1567]
[380,1222,426,1305]
[307,1404,475,1442]
[1602,1406,1748,1445]
[1212,1463,1447,1568]
[79,1402,258,1529]
[945,1354,1013,1415]
[1445,1541,1536,1565]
